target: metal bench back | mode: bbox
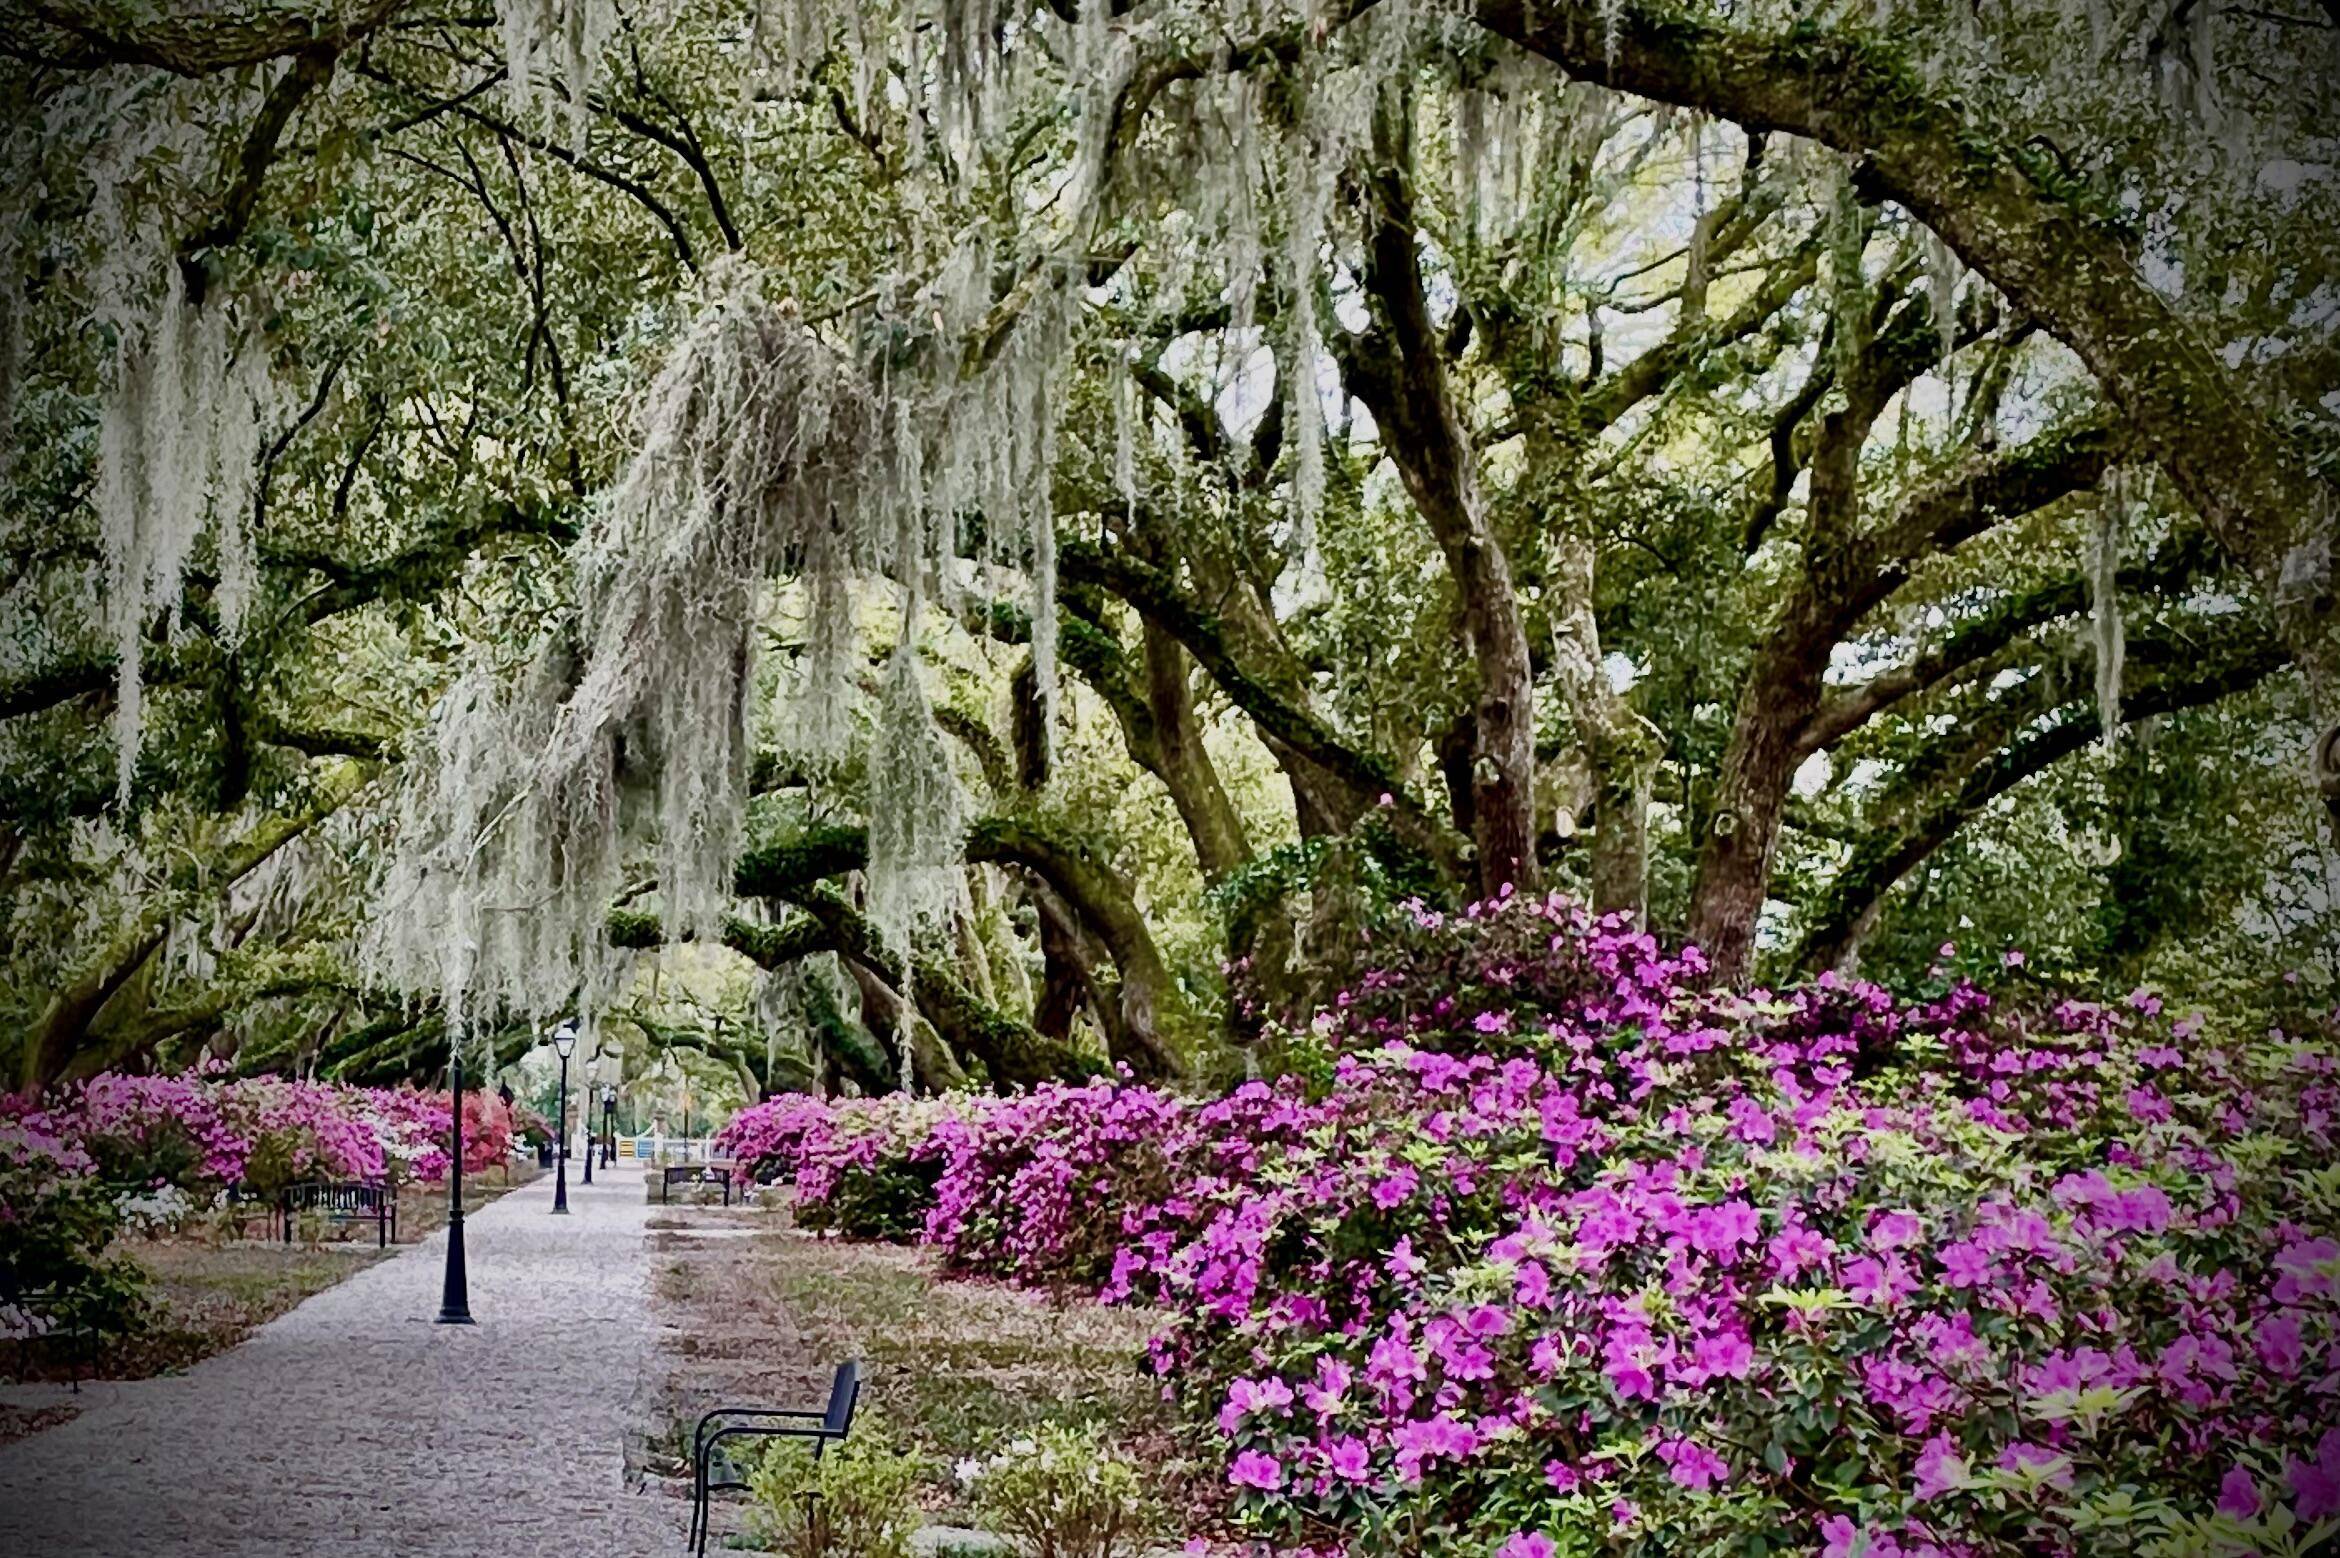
[825,1360,862,1438]
[285,1183,385,1213]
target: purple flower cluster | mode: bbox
[717,1093,959,1240]
[6,1071,514,1196]
[718,894,2340,1555]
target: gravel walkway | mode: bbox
[0,1162,678,1557]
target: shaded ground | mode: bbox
[644,1201,1196,1534]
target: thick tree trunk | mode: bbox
[1541,518,1654,924]
[1692,398,1870,984]
[1689,641,1825,984]
[1034,879,1085,1038]
[974,818,1186,1082]
[15,0,404,73]
[1030,882,1101,1043]
[1141,621,1251,880]
[1453,538,1543,900]
[1588,733,1653,925]
[1353,94,1541,897]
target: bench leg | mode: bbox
[690,1439,710,1556]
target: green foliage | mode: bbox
[795,1156,940,1243]
[745,1410,927,1558]
[0,1128,147,1337]
[1,0,2329,1098]
[961,1423,1153,1558]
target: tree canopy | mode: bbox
[2,0,2333,1094]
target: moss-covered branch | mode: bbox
[1057,536,1467,879]
[606,896,1093,1091]
[1795,627,2287,971]
[733,813,1187,1081]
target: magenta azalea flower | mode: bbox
[1227,1450,1285,1492]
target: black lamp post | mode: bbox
[580,1051,596,1187]
[434,1049,474,1324]
[601,1084,617,1166]
[550,1020,577,1215]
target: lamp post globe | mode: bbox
[550,1020,577,1215]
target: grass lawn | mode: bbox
[645,1205,1201,1532]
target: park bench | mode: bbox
[279,1181,397,1249]
[689,1359,862,1558]
[661,1163,734,1206]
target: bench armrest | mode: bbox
[698,1422,847,1487]
[693,1406,824,1455]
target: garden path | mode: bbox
[0,1161,677,1556]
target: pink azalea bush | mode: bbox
[7,1071,513,1196]
[718,1093,957,1240]
[2,1071,515,1342]
[0,1115,145,1334]
[214,1078,391,1192]
[715,1092,841,1184]
[732,894,2340,1556]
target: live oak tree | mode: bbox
[0,0,2331,1091]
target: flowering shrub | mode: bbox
[719,895,2340,1557]
[62,1073,248,1189]
[922,1080,1190,1289]
[7,1072,514,1198]
[0,1116,145,1336]
[718,1094,956,1240]
[116,1184,199,1236]
[215,1078,390,1193]
[510,1103,553,1149]
[795,1096,957,1241]
[717,1093,846,1184]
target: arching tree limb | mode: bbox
[19,759,373,1090]
[1463,0,2340,831]
[178,42,340,303]
[734,814,1188,1081]
[7,0,406,74]
[611,898,1089,1090]
[1794,629,2288,972]
[1058,537,1467,878]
